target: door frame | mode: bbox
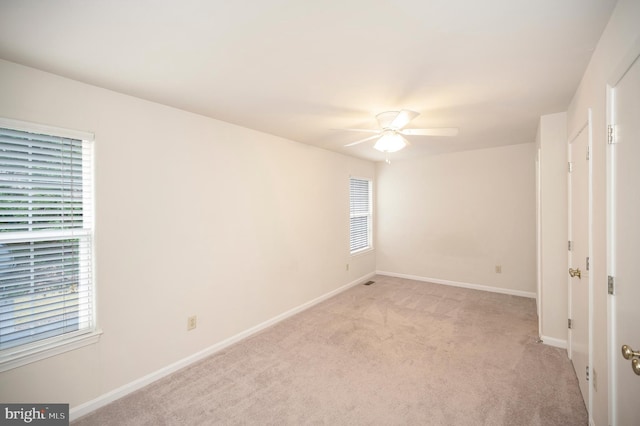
[606,36,640,426]
[536,147,542,331]
[567,110,594,417]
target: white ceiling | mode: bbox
[0,0,617,162]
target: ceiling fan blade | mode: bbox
[335,128,380,133]
[344,134,380,147]
[402,128,459,137]
[390,109,419,129]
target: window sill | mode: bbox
[350,247,375,257]
[0,329,103,373]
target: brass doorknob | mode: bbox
[569,268,582,279]
[622,345,640,376]
[622,344,640,360]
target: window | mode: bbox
[0,119,97,369]
[349,177,372,254]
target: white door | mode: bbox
[568,119,590,408]
[610,53,640,425]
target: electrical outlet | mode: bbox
[495,265,502,273]
[346,263,349,271]
[187,315,197,331]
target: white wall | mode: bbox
[566,0,640,424]
[376,143,536,295]
[0,59,376,411]
[537,112,568,346]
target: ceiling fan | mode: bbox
[342,109,458,153]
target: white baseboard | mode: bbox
[376,271,537,299]
[70,271,376,421]
[539,335,568,350]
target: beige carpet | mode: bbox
[73,275,587,425]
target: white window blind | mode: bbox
[349,177,372,253]
[0,123,95,355]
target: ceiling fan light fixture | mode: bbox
[374,131,407,153]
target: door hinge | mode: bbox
[586,146,590,160]
[608,124,616,144]
[608,275,615,295]
[568,162,573,173]
[568,318,573,329]
[586,365,590,382]
[568,240,573,251]
[586,256,590,271]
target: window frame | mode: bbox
[0,117,101,372]
[349,176,373,255]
